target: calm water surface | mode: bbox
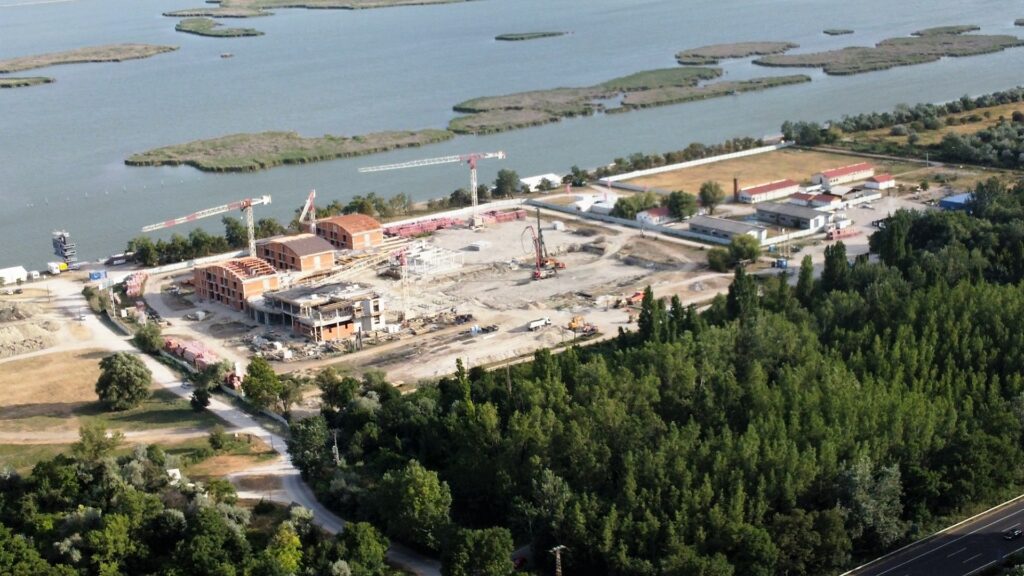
[2,0,1023,267]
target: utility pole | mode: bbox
[550,545,567,576]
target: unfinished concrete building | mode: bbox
[193,257,280,312]
[404,241,464,276]
[250,283,384,342]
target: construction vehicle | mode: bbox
[142,195,272,257]
[360,151,506,222]
[522,220,566,280]
[826,226,861,240]
[528,317,552,331]
[567,315,597,336]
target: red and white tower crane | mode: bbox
[359,151,507,218]
[141,195,272,257]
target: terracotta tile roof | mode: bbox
[868,174,894,183]
[259,233,335,257]
[318,214,382,233]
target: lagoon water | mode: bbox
[2,0,1024,267]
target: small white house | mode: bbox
[636,206,673,226]
[0,266,28,286]
[589,200,618,215]
[864,174,896,190]
[520,173,565,192]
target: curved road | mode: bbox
[45,277,442,576]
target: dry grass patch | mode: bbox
[627,148,919,193]
[0,349,104,418]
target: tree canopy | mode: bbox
[95,353,152,411]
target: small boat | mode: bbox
[220,52,234,59]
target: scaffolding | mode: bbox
[404,241,464,277]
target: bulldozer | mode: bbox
[567,315,597,337]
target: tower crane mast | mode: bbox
[141,195,272,257]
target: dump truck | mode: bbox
[528,317,552,331]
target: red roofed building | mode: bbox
[193,257,280,312]
[812,162,874,188]
[809,194,842,209]
[316,214,384,250]
[636,206,673,225]
[256,233,336,273]
[864,173,896,190]
[788,192,816,207]
[737,179,800,203]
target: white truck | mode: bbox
[528,317,552,331]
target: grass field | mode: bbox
[627,148,921,193]
[0,349,221,434]
[0,435,275,475]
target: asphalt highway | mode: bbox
[847,496,1024,576]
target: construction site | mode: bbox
[81,145,937,388]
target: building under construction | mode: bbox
[249,283,384,343]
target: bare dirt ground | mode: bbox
[628,148,920,192]
[272,216,726,384]
[0,288,96,359]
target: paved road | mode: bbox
[43,277,442,576]
[846,496,1024,576]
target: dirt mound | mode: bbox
[0,301,42,322]
[0,321,59,359]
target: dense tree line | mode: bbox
[782,86,1024,170]
[0,426,392,576]
[574,138,764,182]
[286,177,1024,575]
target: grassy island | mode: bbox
[449,67,809,134]
[125,129,454,172]
[163,7,267,18]
[824,28,854,36]
[912,25,981,36]
[495,32,567,41]
[0,77,54,88]
[675,41,798,65]
[0,44,178,74]
[755,26,1022,75]
[175,17,264,37]
[163,0,465,20]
